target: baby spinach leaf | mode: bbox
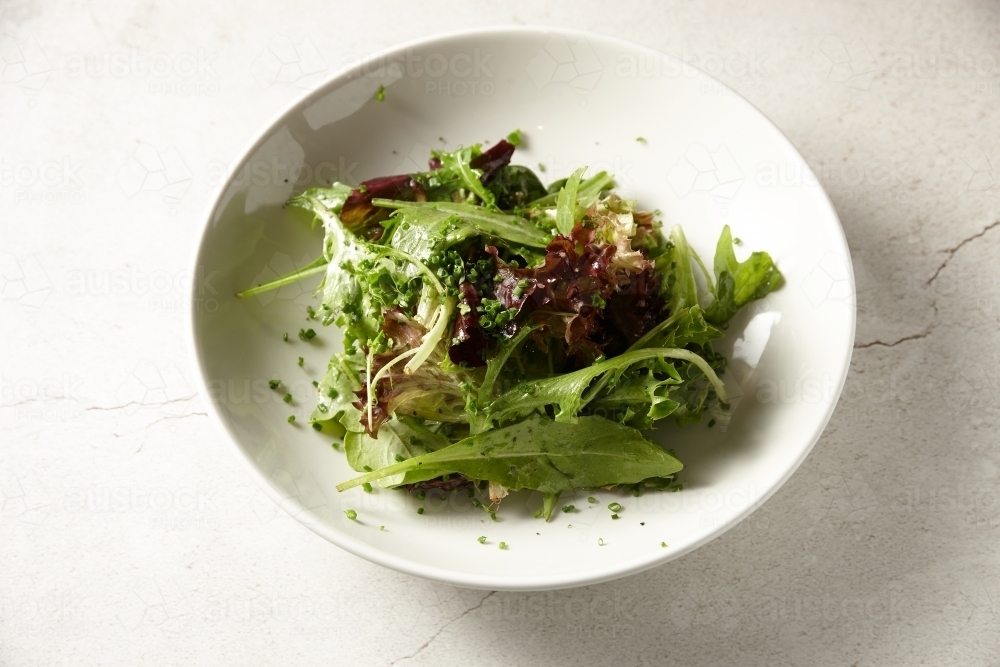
[486,165,547,210]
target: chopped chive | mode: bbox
[608,502,623,512]
[283,332,288,342]
[612,514,620,520]
[471,499,481,508]
[416,491,426,500]
[380,525,385,531]
[661,541,668,548]
[298,328,316,341]
[478,535,487,544]
[287,415,295,424]
[588,496,597,504]
[331,441,341,450]
[374,85,386,102]
[311,422,322,431]
[394,454,405,462]
[363,466,373,472]
[345,509,357,520]
[417,507,425,515]
[490,512,498,522]
[362,482,373,493]
[598,538,605,546]
[297,357,304,367]
[561,505,575,513]
[498,541,507,550]
[268,379,281,390]
[282,393,292,403]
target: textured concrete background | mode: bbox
[2,1,1000,665]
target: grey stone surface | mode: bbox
[2,0,999,665]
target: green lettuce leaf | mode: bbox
[310,351,364,425]
[588,306,727,427]
[373,199,551,248]
[703,225,783,326]
[336,414,683,497]
[528,171,614,209]
[555,167,586,235]
[345,416,452,487]
[485,346,727,426]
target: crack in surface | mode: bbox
[387,591,496,667]
[115,411,209,441]
[85,396,198,413]
[926,218,1000,285]
[854,330,932,349]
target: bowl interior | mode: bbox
[191,27,854,590]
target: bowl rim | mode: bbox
[188,24,856,591]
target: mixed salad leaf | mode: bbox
[238,136,782,520]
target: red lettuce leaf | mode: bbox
[340,175,425,240]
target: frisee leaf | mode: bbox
[435,146,496,208]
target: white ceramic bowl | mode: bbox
[190,27,855,591]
